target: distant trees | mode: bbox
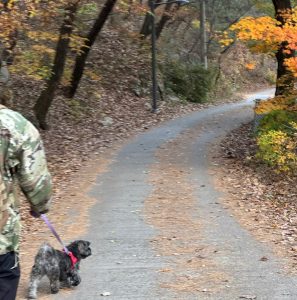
[2,0,293,129]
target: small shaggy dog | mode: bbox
[28,240,91,299]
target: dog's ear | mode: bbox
[80,240,91,248]
[67,241,80,258]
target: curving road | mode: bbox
[53,90,297,300]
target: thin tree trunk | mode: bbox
[2,30,18,65]
[140,12,153,37]
[67,0,118,98]
[34,2,79,129]
[139,0,164,38]
[272,0,294,96]
[155,2,174,39]
[200,0,207,69]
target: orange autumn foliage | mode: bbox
[245,62,256,70]
[254,95,296,114]
[221,8,297,76]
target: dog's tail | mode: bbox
[35,243,55,262]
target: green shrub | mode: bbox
[258,110,297,134]
[256,110,297,172]
[257,128,297,172]
[78,3,98,16]
[162,61,216,103]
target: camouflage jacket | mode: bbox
[0,106,52,254]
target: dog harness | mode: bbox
[66,251,78,269]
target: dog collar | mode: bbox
[63,250,78,269]
[69,251,78,269]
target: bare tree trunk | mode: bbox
[67,0,118,98]
[200,0,207,69]
[1,30,18,65]
[272,0,294,96]
[34,2,79,129]
[140,12,153,37]
[155,2,174,39]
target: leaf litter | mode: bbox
[212,122,297,273]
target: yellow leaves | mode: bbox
[0,12,21,42]
[219,31,234,47]
[0,0,83,85]
[84,70,102,81]
[7,0,16,10]
[0,0,70,43]
[9,48,53,81]
[285,57,297,77]
[69,34,89,54]
[225,14,292,50]
[255,107,297,172]
[27,31,58,42]
[229,16,282,46]
[290,121,297,131]
[0,0,46,42]
[31,45,55,55]
[191,19,200,29]
[257,128,297,172]
[220,38,233,47]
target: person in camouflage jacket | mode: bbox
[0,103,52,299]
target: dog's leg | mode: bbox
[28,265,44,299]
[59,272,72,288]
[49,271,60,294]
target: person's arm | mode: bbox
[17,121,52,214]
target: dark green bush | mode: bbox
[162,61,216,103]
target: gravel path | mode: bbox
[50,90,297,300]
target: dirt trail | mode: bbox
[144,103,297,299]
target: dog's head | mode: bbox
[67,240,92,261]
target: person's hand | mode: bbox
[30,210,40,218]
[30,209,48,218]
